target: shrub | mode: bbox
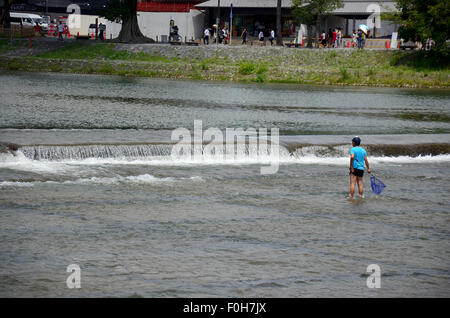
[339,68,350,82]
[239,61,256,75]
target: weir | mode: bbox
[12,142,450,161]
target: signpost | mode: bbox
[229,3,232,45]
[216,0,220,44]
[390,32,398,50]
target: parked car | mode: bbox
[88,24,96,38]
[399,40,416,50]
[10,12,49,31]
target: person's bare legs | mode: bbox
[357,176,364,197]
[350,174,357,198]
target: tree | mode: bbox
[291,0,343,48]
[101,0,153,43]
[0,0,16,28]
[276,0,283,45]
[393,0,449,51]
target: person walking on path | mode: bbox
[349,136,371,199]
[327,28,333,47]
[357,29,364,49]
[241,28,248,45]
[320,30,327,48]
[269,29,275,46]
[352,30,357,48]
[58,21,64,41]
[204,27,210,45]
[337,29,342,48]
[258,30,265,45]
[332,29,337,48]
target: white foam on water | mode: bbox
[0,174,204,188]
[371,154,450,164]
[1,151,449,175]
[0,151,79,173]
[0,181,34,187]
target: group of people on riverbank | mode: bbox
[204,25,370,49]
[204,26,278,46]
[319,28,344,48]
[319,28,367,49]
[203,26,230,45]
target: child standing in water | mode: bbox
[349,136,371,199]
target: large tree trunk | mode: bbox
[306,24,313,48]
[0,0,14,28]
[315,15,321,49]
[276,0,283,46]
[115,0,153,43]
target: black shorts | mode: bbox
[351,169,364,177]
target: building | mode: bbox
[195,0,399,38]
[9,0,399,41]
[10,0,110,14]
[135,0,206,42]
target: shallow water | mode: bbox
[0,72,449,297]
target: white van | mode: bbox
[10,12,49,30]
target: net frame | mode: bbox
[370,175,386,195]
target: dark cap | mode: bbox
[352,136,361,146]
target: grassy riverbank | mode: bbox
[1,39,449,88]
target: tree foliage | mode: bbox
[100,0,130,24]
[291,0,343,48]
[100,0,152,43]
[394,0,449,49]
[0,0,17,28]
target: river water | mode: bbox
[0,72,449,297]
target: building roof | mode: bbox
[335,1,397,14]
[195,0,397,14]
[196,0,294,8]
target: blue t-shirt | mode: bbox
[350,147,367,170]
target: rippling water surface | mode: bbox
[0,72,449,297]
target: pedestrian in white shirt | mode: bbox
[269,29,275,46]
[58,22,64,41]
[204,27,210,45]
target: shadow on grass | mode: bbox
[390,49,450,71]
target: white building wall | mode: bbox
[104,10,205,42]
[324,16,399,37]
[68,14,113,37]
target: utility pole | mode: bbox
[216,0,220,44]
[276,0,283,46]
[229,3,232,45]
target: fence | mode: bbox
[0,26,35,38]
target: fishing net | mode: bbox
[370,175,386,195]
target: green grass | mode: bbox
[238,61,256,75]
[37,43,180,64]
[0,38,26,54]
[390,49,450,70]
[339,68,350,82]
[1,41,448,88]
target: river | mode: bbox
[0,71,449,297]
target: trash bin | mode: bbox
[161,35,168,43]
